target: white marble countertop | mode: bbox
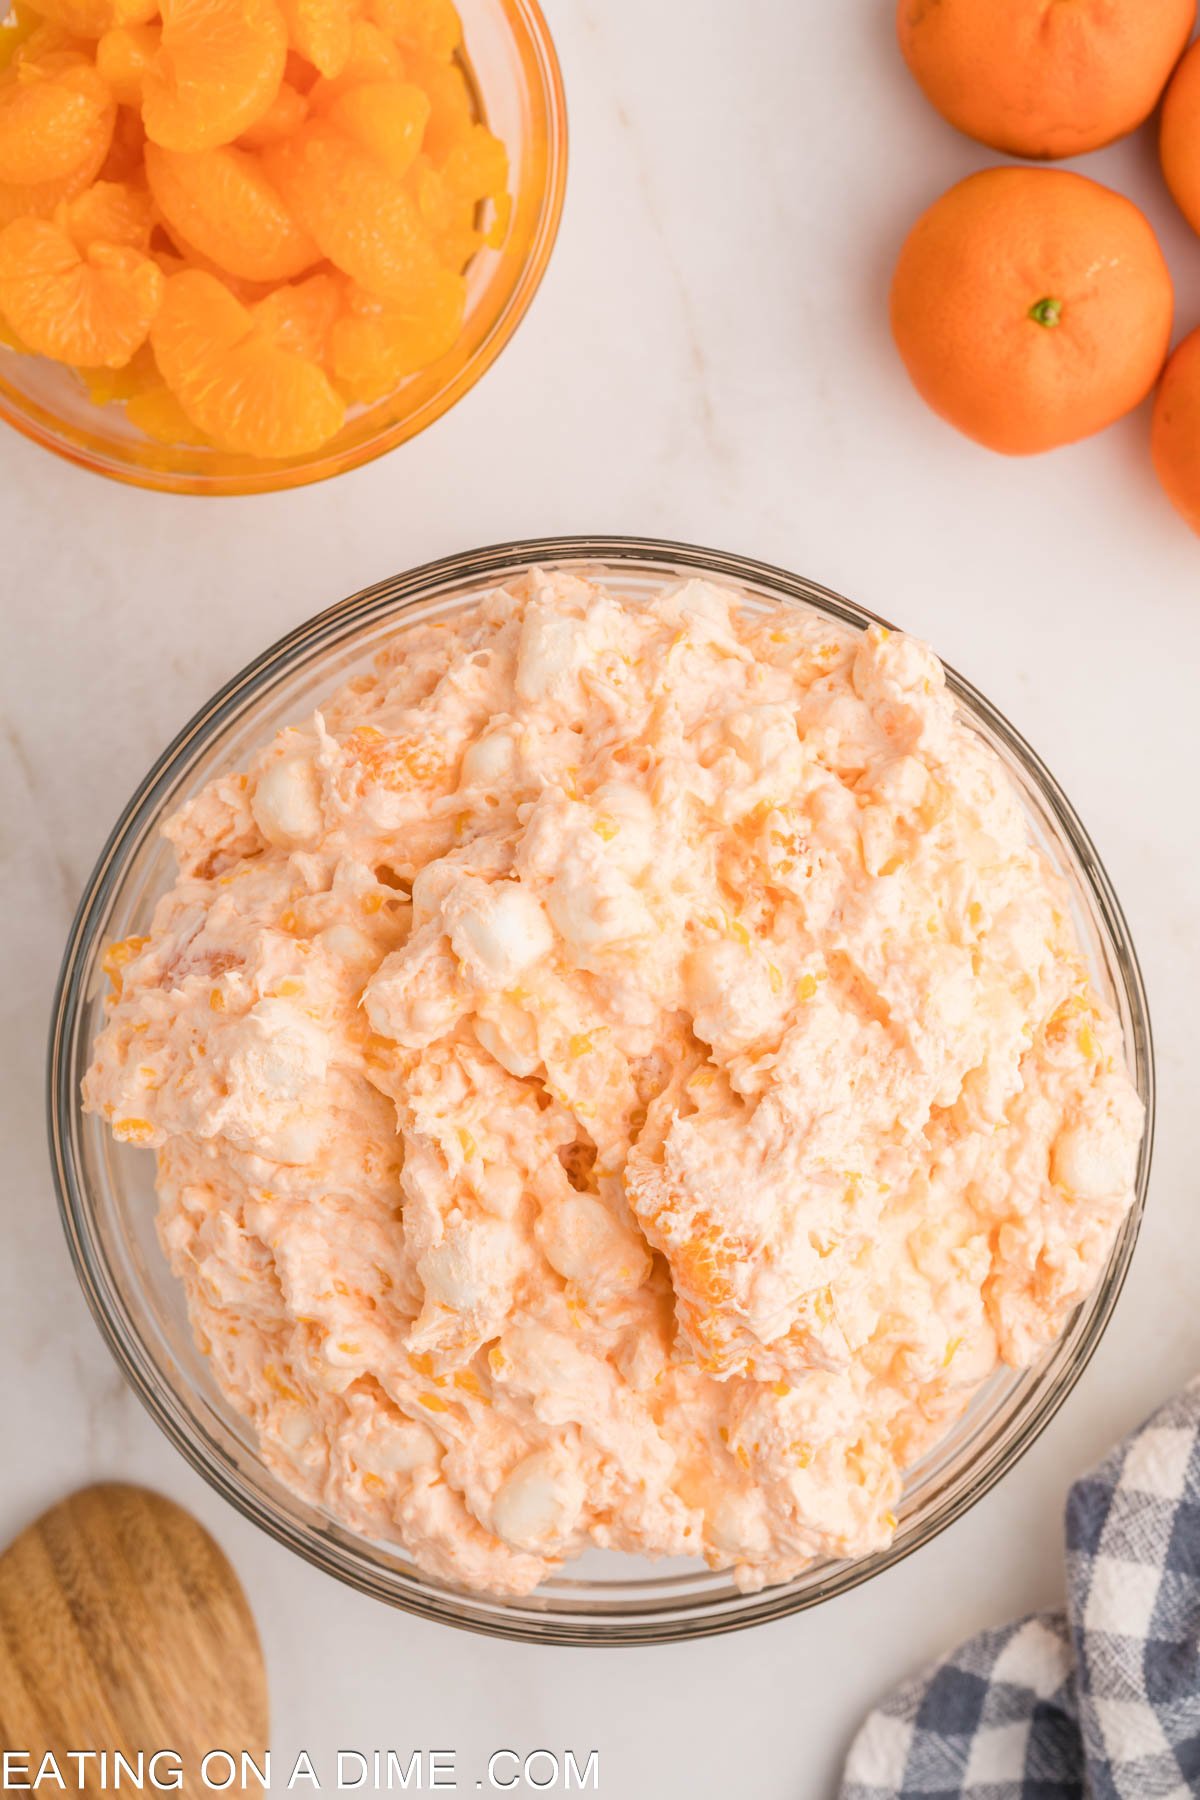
[3,2,1200,1794]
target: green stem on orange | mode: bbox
[1028,297,1064,328]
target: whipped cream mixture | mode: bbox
[85,574,1144,1594]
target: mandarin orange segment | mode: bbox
[78,333,155,397]
[10,25,91,72]
[147,226,277,298]
[250,266,338,356]
[151,266,344,453]
[412,120,506,267]
[0,7,41,73]
[485,186,510,251]
[141,0,287,151]
[0,60,114,184]
[366,0,459,59]
[125,377,208,441]
[145,140,319,280]
[0,213,161,362]
[0,164,100,225]
[276,0,351,79]
[263,119,437,298]
[95,22,158,103]
[237,76,306,145]
[0,90,114,224]
[442,123,507,254]
[411,156,475,268]
[57,175,153,247]
[308,19,401,103]
[152,264,246,352]
[403,48,469,162]
[30,0,156,38]
[442,119,505,204]
[329,263,461,400]
[324,79,428,179]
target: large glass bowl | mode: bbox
[0,0,566,495]
[47,537,1155,1644]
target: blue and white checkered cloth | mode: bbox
[842,1379,1200,1799]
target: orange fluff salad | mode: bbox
[0,0,508,457]
[85,575,1144,1596]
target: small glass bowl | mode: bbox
[0,0,566,495]
[48,538,1155,1644]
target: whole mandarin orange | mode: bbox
[1161,37,1200,238]
[890,168,1174,455]
[1152,326,1200,533]
[897,0,1196,159]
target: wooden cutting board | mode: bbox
[0,1484,268,1789]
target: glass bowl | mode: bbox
[0,0,566,496]
[48,537,1155,1644]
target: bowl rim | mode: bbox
[0,0,568,497]
[47,535,1156,1644]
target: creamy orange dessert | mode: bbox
[0,0,507,457]
[85,574,1144,1595]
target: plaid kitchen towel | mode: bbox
[842,1378,1200,1799]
